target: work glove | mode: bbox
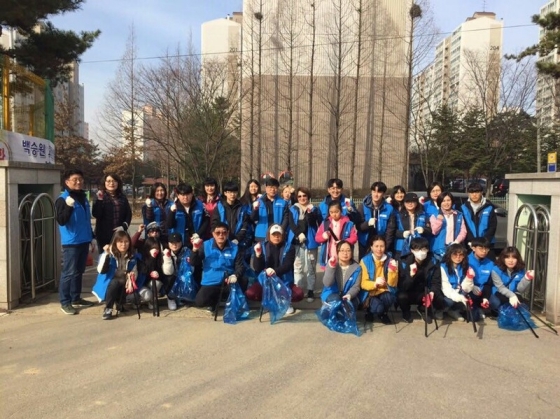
[422,292,434,308]
[103,244,110,253]
[368,218,376,227]
[344,198,352,212]
[385,197,392,204]
[65,196,75,207]
[481,298,490,309]
[149,248,159,258]
[125,272,137,294]
[227,274,237,284]
[231,239,239,245]
[322,231,330,241]
[403,231,411,239]
[388,259,398,273]
[472,286,482,296]
[265,268,275,277]
[509,295,520,308]
[96,190,104,200]
[328,256,337,268]
[145,198,152,207]
[466,267,475,280]
[149,271,159,279]
[419,196,425,205]
[415,226,424,234]
[306,204,314,212]
[410,263,417,277]
[163,249,171,258]
[170,199,177,212]
[254,242,262,257]
[457,295,468,305]
[342,294,352,301]
[191,237,202,251]
[252,200,260,210]
[375,277,386,287]
[298,233,306,243]
[525,270,534,281]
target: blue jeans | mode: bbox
[59,243,90,306]
[368,292,396,315]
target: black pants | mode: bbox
[398,288,444,314]
[194,277,248,308]
[106,278,126,309]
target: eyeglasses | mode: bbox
[105,179,117,184]
[339,249,352,253]
[67,177,83,184]
[297,195,307,198]
[214,231,228,236]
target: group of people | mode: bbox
[56,169,533,327]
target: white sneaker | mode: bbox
[286,306,295,315]
[447,310,465,322]
[167,299,177,311]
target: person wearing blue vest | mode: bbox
[250,177,289,242]
[490,246,534,315]
[315,201,358,268]
[397,237,443,323]
[438,244,470,322]
[321,240,362,305]
[423,181,444,220]
[357,181,396,260]
[189,222,246,311]
[461,182,497,258]
[288,186,322,302]
[142,182,173,243]
[166,183,209,248]
[461,237,495,322]
[247,224,303,314]
[429,192,467,259]
[318,178,360,225]
[394,193,431,260]
[211,182,252,248]
[93,230,137,320]
[55,169,96,315]
[359,236,399,324]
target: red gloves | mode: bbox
[149,271,159,279]
[328,256,337,268]
[422,292,434,308]
[466,267,475,280]
[388,259,398,273]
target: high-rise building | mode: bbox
[202,1,414,191]
[412,12,503,127]
[536,0,560,128]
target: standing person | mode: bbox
[166,183,209,248]
[359,236,399,324]
[94,230,137,320]
[461,237,495,321]
[247,224,304,313]
[397,237,444,323]
[394,193,431,260]
[490,247,534,315]
[388,185,406,213]
[423,181,444,219]
[461,182,497,257]
[288,187,322,302]
[315,201,358,268]
[212,182,252,248]
[318,178,360,225]
[92,173,132,250]
[200,177,221,239]
[438,244,470,322]
[142,182,173,242]
[357,181,396,260]
[190,222,246,310]
[55,169,96,315]
[280,184,296,205]
[429,192,467,258]
[250,178,290,242]
[240,178,261,207]
[321,241,362,306]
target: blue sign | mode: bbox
[548,163,557,173]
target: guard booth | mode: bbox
[0,131,61,310]
[506,172,560,324]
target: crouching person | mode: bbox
[359,235,398,324]
[321,241,362,306]
[92,230,137,320]
[246,224,304,314]
[135,237,174,310]
[189,222,246,311]
[397,237,444,323]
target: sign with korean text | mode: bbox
[0,130,55,164]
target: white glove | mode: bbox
[322,232,330,240]
[149,248,160,258]
[509,295,520,308]
[192,233,200,241]
[375,277,386,287]
[306,204,314,212]
[457,295,468,305]
[65,196,75,207]
[403,231,411,239]
[525,270,534,281]
[472,286,482,296]
[460,279,474,293]
[231,239,239,245]
[145,198,152,207]
[149,271,159,279]
[254,242,262,257]
[342,294,352,301]
[191,237,202,251]
[415,227,424,234]
[265,268,275,276]
[481,298,490,309]
[409,263,417,276]
[388,259,398,272]
[298,233,306,243]
[227,274,237,284]
[344,198,353,211]
[385,197,392,204]
[163,249,171,258]
[368,218,376,227]
[96,190,104,200]
[170,202,177,212]
[466,267,475,280]
[328,256,337,268]
[252,200,260,210]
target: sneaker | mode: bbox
[364,312,375,323]
[102,308,112,320]
[167,299,177,311]
[115,304,127,313]
[286,306,296,315]
[60,304,77,315]
[402,311,413,323]
[447,310,465,322]
[416,307,433,324]
[435,310,444,321]
[306,290,315,303]
[379,313,392,325]
[71,298,94,308]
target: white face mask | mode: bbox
[411,250,428,261]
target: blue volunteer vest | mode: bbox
[358,200,393,246]
[254,196,288,239]
[318,219,355,267]
[289,206,320,250]
[491,267,525,294]
[201,239,239,286]
[58,190,93,245]
[320,264,362,302]
[431,211,464,255]
[461,203,495,244]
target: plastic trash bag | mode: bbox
[169,252,198,302]
[260,272,292,324]
[244,266,258,287]
[498,303,536,331]
[316,299,361,336]
[223,283,250,324]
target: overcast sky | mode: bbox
[50,0,542,146]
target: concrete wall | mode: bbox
[506,172,560,324]
[0,161,62,310]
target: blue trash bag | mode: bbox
[260,272,292,324]
[244,266,258,287]
[498,303,536,331]
[223,282,251,325]
[169,251,198,302]
[316,299,361,336]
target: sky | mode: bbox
[49,0,542,145]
